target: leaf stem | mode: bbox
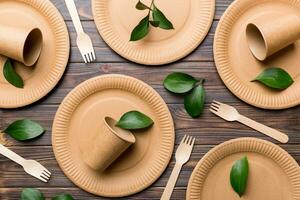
[197,78,205,85]
[148,0,155,14]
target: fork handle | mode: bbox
[161,163,182,200]
[237,115,289,143]
[64,0,84,34]
[0,144,25,165]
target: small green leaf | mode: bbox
[184,84,205,118]
[150,20,160,27]
[136,1,150,10]
[164,72,198,94]
[253,67,294,90]
[116,111,154,130]
[3,58,24,88]
[52,194,74,200]
[130,15,150,41]
[4,119,45,141]
[230,156,249,197]
[21,188,45,200]
[152,4,174,30]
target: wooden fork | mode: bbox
[161,135,195,200]
[210,100,289,143]
[0,144,51,182]
[64,0,96,63]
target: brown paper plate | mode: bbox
[214,0,300,109]
[186,138,300,200]
[52,74,174,197]
[0,0,69,108]
[92,0,215,65]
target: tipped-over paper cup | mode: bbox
[0,25,43,66]
[246,14,300,61]
[82,116,136,172]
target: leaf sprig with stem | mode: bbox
[164,72,206,118]
[130,0,174,41]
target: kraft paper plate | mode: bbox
[0,0,69,108]
[186,138,300,200]
[214,0,300,109]
[92,0,215,65]
[52,75,174,197]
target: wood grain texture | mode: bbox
[0,0,299,199]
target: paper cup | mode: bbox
[246,14,300,61]
[82,117,136,172]
[0,25,43,66]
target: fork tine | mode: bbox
[40,173,49,180]
[87,53,92,62]
[210,108,219,115]
[89,53,93,62]
[191,138,195,146]
[42,170,51,178]
[83,54,87,63]
[213,100,222,105]
[38,175,48,182]
[90,52,95,61]
[187,136,193,145]
[210,105,219,111]
[180,135,187,144]
[210,103,219,110]
[43,169,51,175]
[92,51,96,60]
[86,54,91,63]
[184,135,190,144]
[211,102,220,107]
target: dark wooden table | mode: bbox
[1,0,300,199]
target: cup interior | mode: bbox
[23,28,43,66]
[246,23,267,61]
[104,117,136,143]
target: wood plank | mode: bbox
[51,0,232,21]
[1,187,186,200]
[0,62,240,106]
[0,145,299,188]
[1,103,300,146]
[1,0,299,199]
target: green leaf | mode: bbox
[21,188,45,200]
[136,1,150,10]
[150,20,160,27]
[3,58,24,88]
[230,156,249,197]
[253,67,294,90]
[116,111,154,130]
[52,194,74,200]
[164,72,198,94]
[152,4,174,30]
[4,119,45,141]
[130,15,150,41]
[184,84,205,118]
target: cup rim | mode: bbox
[104,116,136,144]
[246,23,268,61]
[22,28,43,66]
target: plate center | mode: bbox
[69,89,157,173]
